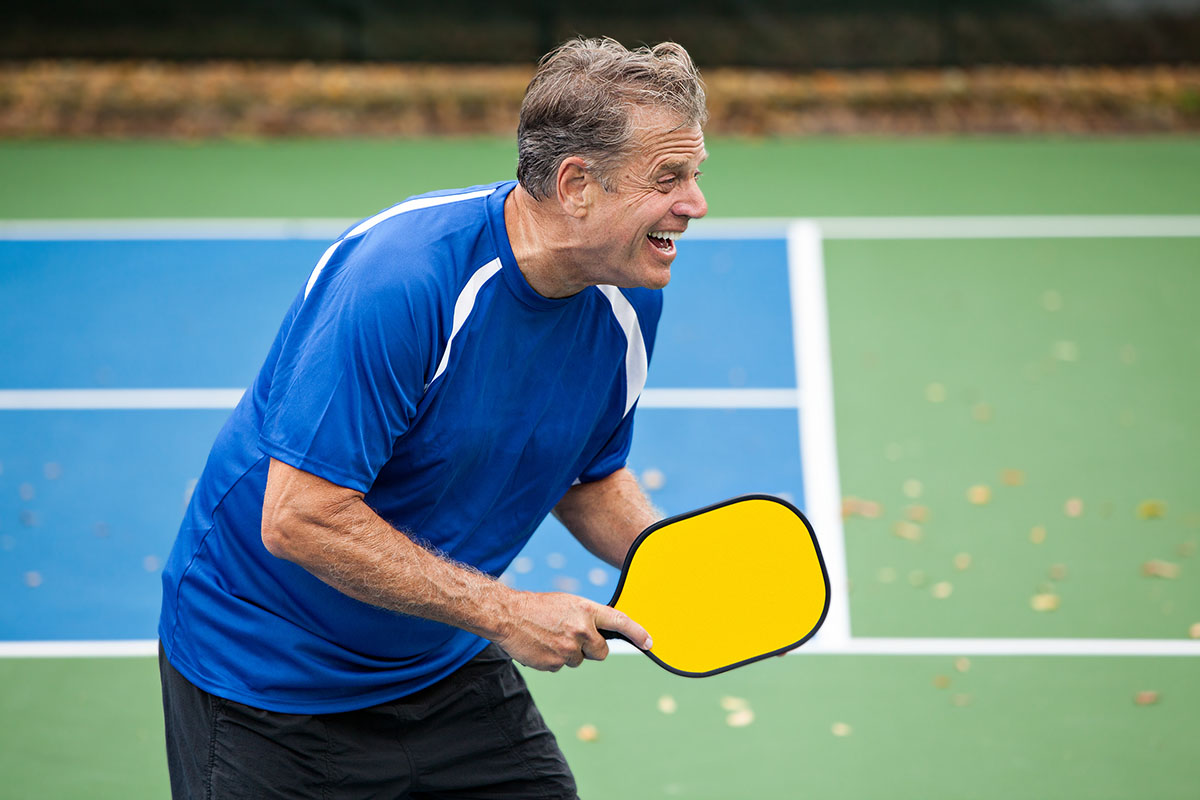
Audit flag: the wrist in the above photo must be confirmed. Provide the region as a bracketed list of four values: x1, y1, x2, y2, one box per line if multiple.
[469, 580, 523, 642]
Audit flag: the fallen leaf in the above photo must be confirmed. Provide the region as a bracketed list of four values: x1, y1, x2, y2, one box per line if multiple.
[1136, 500, 1167, 520]
[726, 709, 755, 727]
[1142, 560, 1181, 579]
[1031, 593, 1060, 612]
[967, 485, 991, 505]
[641, 468, 665, 490]
[720, 696, 749, 712]
[1001, 469, 1026, 487]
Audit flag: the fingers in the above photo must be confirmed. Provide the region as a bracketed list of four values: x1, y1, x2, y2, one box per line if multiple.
[495, 592, 651, 672]
[580, 634, 609, 663]
[595, 607, 652, 651]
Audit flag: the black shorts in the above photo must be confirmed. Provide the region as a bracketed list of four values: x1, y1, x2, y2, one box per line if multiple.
[160, 643, 578, 799]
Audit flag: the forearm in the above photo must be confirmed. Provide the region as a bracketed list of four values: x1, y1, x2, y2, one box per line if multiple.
[262, 458, 652, 671]
[552, 467, 661, 568]
[261, 460, 516, 642]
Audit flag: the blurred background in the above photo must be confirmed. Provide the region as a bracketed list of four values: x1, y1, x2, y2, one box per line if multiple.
[1, 2, 1198, 798]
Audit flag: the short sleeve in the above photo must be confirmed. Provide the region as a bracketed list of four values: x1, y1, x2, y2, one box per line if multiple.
[258, 241, 435, 492]
[574, 405, 637, 484]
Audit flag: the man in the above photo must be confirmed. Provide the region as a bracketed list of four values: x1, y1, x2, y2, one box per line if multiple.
[159, 36, 708, 798]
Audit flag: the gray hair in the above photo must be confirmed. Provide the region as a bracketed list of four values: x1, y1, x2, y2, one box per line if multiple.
[516, 37, 708, 200]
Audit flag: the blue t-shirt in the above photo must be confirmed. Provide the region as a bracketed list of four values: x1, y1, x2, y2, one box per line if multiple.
[159, 181, 661, 713]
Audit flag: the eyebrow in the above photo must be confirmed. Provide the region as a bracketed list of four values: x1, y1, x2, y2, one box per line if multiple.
[656, 152, 708, 174]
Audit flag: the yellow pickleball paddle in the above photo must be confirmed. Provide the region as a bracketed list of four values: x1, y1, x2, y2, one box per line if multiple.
[602, 494, 829, 677]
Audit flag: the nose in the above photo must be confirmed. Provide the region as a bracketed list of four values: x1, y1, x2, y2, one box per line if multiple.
[673, 179, 708, 220]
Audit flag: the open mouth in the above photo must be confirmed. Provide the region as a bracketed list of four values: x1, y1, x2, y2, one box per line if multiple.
[647, 230, 679, 255]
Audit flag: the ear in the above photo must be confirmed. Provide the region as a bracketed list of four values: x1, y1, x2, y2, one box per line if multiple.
[555, 157, 594, 218]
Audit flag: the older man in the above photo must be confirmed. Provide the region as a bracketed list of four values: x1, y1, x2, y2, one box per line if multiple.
[159, 37, 708, 798]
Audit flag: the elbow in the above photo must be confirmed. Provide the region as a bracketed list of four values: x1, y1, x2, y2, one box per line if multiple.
[260, 526, 290, 561]
[260, 457, 363, 563]
[260, 490, 360, 563]
[261, 503, 301, 561]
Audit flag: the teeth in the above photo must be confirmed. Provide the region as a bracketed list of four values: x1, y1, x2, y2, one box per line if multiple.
[648, 231, 680, 241]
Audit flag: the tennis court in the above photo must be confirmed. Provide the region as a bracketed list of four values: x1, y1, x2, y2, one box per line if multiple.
[1, 138, 1198, 798]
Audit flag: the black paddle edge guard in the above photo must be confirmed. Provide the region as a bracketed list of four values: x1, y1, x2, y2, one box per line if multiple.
[599, 493, 832, 678]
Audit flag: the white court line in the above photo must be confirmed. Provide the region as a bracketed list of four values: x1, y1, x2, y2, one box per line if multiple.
[0, 640, 159, 658]
[610, 638, 1200, 657]
[6, 638, 1198, 659]
[788, 221, 852, 649]
[4, 216, 1200, 240]
[0, 218, 352, 240]
[809, 638, 1200, 657]
[691, 216, 1200, 239]
[640, 388, 798, 408]
[814, 215, 1200, 239]
[0, 388, 797, 411]
[0, 389, 246, 409]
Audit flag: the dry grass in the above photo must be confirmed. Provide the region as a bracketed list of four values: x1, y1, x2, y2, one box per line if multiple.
[2, 60, 1198, 138]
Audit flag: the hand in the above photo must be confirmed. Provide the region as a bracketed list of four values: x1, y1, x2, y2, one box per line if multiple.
[494, 591, 652, 672]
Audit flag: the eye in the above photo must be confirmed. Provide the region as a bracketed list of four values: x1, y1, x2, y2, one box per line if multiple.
[657, 175, 678, 189]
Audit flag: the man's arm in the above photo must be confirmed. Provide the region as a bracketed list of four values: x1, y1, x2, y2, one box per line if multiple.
[260, 458, 651, 672]
[552, 467, 660, 569]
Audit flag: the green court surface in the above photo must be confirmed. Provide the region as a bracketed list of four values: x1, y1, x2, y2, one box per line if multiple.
[1, 137, 1199, 218]
[2, 653, 1197, 799]
[2, 136, 1198, 798]
[830, 237, 1200, 639]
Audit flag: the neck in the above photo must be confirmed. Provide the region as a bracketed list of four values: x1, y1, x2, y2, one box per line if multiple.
[504, 185, 587, 299]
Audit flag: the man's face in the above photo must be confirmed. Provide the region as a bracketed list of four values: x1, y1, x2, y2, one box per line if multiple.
[576, 108, 708, 290]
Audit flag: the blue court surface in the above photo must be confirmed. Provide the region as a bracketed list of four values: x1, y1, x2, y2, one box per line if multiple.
[0, 234, 811, 640]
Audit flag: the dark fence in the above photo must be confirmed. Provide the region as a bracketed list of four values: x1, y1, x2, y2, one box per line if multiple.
[5, 0, 1199, 67]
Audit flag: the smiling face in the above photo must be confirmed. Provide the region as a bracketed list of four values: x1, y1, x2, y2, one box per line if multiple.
[571, 107, 709, 291]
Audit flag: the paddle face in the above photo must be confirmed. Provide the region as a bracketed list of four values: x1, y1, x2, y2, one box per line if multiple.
[606, 494, 829, 677]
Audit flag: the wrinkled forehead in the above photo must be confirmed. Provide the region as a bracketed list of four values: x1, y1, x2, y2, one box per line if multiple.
[623, 105, 708, 171]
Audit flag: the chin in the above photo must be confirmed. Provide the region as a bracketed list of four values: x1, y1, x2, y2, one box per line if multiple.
[633, 265, 671, 290]
[646, 271, 672, 290]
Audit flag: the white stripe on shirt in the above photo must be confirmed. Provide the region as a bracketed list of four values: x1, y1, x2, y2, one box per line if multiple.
[596, 285, 649, 418]
[303, 188, 497, 301]
[426, 258, 504, 389]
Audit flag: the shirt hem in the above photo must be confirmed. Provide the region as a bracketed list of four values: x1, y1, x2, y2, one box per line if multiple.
[257, 438, 373, 494]
[159, 635, 492, 715]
